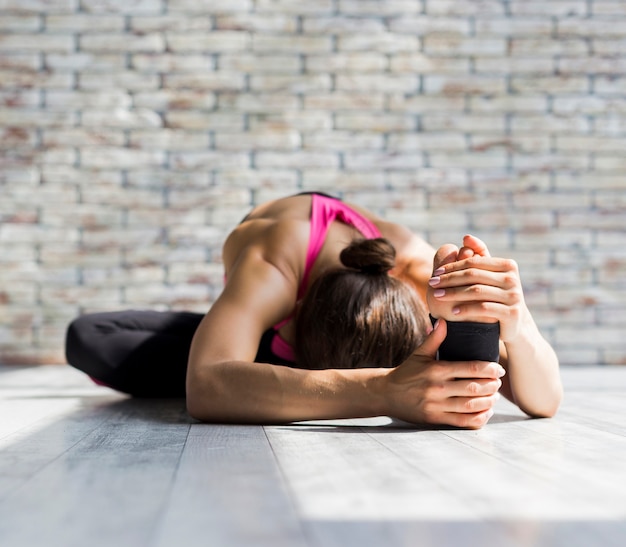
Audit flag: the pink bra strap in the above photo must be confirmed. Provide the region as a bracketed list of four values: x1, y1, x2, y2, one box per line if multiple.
[298, 194, 381, 299]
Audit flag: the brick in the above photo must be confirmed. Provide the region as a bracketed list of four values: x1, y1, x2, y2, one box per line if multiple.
[0, 69, 73, 89]
[304, 93, 385, 111]
[510, 75, 590, 94]
[559, 57, 626, 75]
[0, 33, 74, 52]
[306, 53, 388, 73]
[303, 16, 386, 34]
[250, 74, 332, 93]
[335, 74, 418, 93]
[81, 148, 165, 169]
[301, 170, 386, 191]
[214, 169, 299, 189]
[216, 13, 297, 33]
[0, 108, 76, 127]
[0, 15, 42, 31]
[220, 54, 301, 73]
[166, 31, 250, 52]
[425, 0, 505, 16]
[593, 2, 626, 15]
[429, 151, 508, 169]
[424, 75, 507, 95]
[343, 151, 424, 170]
[553, 95, 626, 115]
[80, 33, 165, 53]
[45, 53, 125, 71]
[558, 18, 626, 37]
[512, 153, 590, 171]
[255, 151, 339, 168]
[390, 54, 470, 74]
[252, 34, 332, 53]
[557, 135, 626, 153]
[470, 94, 549, 112]
[422, 113, 505, 132]
[593, 39, 626, 55]
[46, 90, 131, 109]
[130, 15, 213, 32]
[339, 0, 421, 16]
[256, 0, 334, 14]
[131, 54, 213, 73]
[389, 16, 471, 34]
[215, 130, 301, 150]
[338, 33, 419, 53]
[80, 0, 164, 15]
[165, 111, 243, 130]
[475, 17, 554, 35]
[388, 95, 465, 113]
[78, 71, 159, 90]
[303, 131, 383, 151]
[594, 116, 626, 135]
[249, 111, 333, 131]
[594, 76, 626, 96]
[336, 113, 416, 132]
[424, 36, 507, 57]
[0, 0, 75, 13]
[168, 0, 251, 12]
[388, 132, 466, 151]
[509, 1, 587, 16]
[0, 53, 41, 70]
[130, 129, 209, 150]
[474, 57, 554, 74]
[218, 92, 299, 112]
[169, 151, 250, 170]
[46, 15, 124, 32]
[42, 128, 125, 147]
[511, 114, 590, 134]
[82, 109, 162, 128]
[163, 72, 246, 91]
[134, 90, 216, 110]
[510, 38, 589, 56]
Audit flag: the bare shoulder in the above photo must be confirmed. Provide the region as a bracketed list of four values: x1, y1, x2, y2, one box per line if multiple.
[223, 216, 310, 284]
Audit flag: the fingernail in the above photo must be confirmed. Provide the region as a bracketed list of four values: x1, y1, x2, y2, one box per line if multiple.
[486, 409, 495, 419]
[497, 365, 506, 378]
[433, 289, 445, 297]
[433, 267, 445, 276]
[451, 307, 460, 315]
[428, 276, 440, 286]
[494, 392, 501, 401]
[433, 319, 440, 330]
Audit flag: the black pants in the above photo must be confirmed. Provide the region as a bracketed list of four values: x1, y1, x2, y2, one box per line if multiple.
[65, 310, 203, 397]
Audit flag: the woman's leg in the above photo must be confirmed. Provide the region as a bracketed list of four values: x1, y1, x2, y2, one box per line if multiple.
[65, 310, 204, 397]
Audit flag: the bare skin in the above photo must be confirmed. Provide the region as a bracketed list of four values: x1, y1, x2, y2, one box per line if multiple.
[186, 195, 562, 428]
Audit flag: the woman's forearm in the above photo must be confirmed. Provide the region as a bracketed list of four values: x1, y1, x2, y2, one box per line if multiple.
[502, 310, 562, 418]
[186, 360, 387, 423]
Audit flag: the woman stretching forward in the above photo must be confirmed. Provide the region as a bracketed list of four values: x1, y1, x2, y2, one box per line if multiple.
[66, 192, 562, 428]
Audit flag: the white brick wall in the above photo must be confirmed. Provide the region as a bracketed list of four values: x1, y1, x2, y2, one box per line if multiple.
[1, 0, 625, 366]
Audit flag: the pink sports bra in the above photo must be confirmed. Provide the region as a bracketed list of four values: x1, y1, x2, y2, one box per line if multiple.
[270, 193, 382, 362]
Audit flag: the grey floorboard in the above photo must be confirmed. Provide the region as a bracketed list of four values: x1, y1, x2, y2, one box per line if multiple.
[1, 364, 626, 546]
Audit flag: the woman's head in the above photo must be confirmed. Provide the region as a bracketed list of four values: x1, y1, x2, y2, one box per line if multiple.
[295, 238, 429, 370]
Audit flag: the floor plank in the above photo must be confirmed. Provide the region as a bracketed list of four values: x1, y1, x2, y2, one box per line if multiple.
[1, 364, 626, 546]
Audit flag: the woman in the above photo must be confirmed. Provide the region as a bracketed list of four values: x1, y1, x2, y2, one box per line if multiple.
[66, 192, 562, 428]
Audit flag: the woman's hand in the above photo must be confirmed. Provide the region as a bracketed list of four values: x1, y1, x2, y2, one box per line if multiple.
[381, 319, 505, 429]
[427, 235, 528, 343]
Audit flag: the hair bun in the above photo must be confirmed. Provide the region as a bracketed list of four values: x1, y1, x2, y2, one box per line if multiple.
[340, 238, 396, 275]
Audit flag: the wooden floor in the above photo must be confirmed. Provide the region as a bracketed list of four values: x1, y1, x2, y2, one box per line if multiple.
[1, 365, 626, 547]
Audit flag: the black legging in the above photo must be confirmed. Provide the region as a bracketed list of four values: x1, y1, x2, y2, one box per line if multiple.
[65, 310, 203, 397]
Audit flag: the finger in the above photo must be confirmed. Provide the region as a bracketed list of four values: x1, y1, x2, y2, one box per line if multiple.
[448, 392, 500, 414]
[413, 318, 447, 359]
[463, 234, 491, 257]
[447, 378, 502, 398]
[432, 243, 459, 274]
[444, 408, 495, 429]
[457, 246, 475, 260]
[441, 360, 506, 381]
[436, 256, 517, 277]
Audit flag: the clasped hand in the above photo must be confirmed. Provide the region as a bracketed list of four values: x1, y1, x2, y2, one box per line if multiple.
[382, 235, 527, 428]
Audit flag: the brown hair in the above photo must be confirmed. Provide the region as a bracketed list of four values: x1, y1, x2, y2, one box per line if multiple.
[294, 238, 428, 370]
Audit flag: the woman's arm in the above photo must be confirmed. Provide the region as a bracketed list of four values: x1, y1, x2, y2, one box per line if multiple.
[186, 241, 503, 426]
[427, 235, 562, 418]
